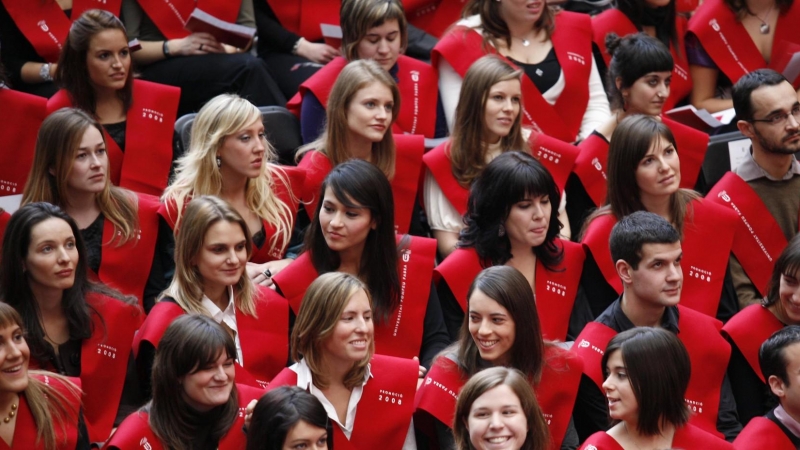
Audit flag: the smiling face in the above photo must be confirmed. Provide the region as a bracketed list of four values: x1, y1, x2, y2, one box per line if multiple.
[498, 0, 545, 26]
[25, 218, 78, 295]
[504, 194, 551, 251]
[468, 289, 516, 366]
[603, 349, 639, 424]
[319, 187, 375, 262]
[623, 242, 683, 309]
[194, 220, 247, 297]
[217, 117, 266, 181]
[622, 71, 672, 116]
[777, 269, 800, 325]
[634, 135, 680, 205]
[321, 289, 373, 370]
[181, 351, 235, 412]
[345, 81, 394, 150]
[282, 420, 328, 450]
[467, 384, 529, 450]
[482, 79, 521, 145]
[66, 125, 107, 197]
[356, 19, 402, 71]
[0, 323, 29, 396]
[86, 28, 130, 93]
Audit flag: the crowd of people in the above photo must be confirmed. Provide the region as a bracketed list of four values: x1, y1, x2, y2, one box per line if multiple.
[1, 0, 800, 448]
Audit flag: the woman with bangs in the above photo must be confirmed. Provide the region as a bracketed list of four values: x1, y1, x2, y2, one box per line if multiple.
[722, 235, 800, 426]
[288, 0, 445, 143]
[0, 202, 142, 444]
[45, 9, 179, 197]
[435, 151, 585, 343]
[109, 314, 264, 450]
[274, 160, 449, 371]
[415, 266, 582, 450]
[296, 59, 426, 235]
[567, 33, 710, 236]
[21, 108, 169, 313]
[162, 93, 303, 285]
[580, 327, 733, 449]
[135, 196, 290, 396]
[246, 386, 330, 450]
[268, 272, 419, 449]
[579, 115, 738, 327]
[433, 0, 610, 143]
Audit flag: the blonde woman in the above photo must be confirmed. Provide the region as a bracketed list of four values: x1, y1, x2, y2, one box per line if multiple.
[21, 108, 168, 312]
[161, 94, 304, 284]
[136, 196, 290, 396]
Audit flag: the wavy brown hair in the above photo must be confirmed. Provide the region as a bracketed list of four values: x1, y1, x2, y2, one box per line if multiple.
[464, 0, 555, 47]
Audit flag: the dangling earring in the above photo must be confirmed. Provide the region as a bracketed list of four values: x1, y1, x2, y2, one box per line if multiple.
[216, 156, 221, 168]
[498, 224, 506, 237]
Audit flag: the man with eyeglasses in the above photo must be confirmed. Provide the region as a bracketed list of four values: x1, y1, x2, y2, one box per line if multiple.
[707, 69, 800, 310]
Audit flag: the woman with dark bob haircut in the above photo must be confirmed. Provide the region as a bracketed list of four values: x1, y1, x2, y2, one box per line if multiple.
[108, 314, 264, 450]
[415, 266, 583, 450]
[722, 234, 800, 425]
[580, 327, 733, 449]
[47, 9, 179, 196]
[435, 151, 585, 342]
[453, 366, 550, 450]
[246, 386, 330, 450]
[579, 114, 738, 327]
[274, 159, 449, 369]
[0, 202, 142, 444]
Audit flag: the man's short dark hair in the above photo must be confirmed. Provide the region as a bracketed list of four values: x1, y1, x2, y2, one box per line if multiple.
[760, 326, 800, 387]
[732, 69, 789, 121]
[609, 211, 680, 269]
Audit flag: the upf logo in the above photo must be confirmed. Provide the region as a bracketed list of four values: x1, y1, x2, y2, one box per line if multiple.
[709, 19, 720, 31]
[567, 52, 585, 65]
[578, 340, 590, 348]
[585, 446, 598, 450]
[717, 190, 731, 202]
[401, 249, 411, 262]
[410, 70, 420, 82]
[38, 20, 49, 32]
[425, 377, 432, 385]
[139, 437, 153, 450]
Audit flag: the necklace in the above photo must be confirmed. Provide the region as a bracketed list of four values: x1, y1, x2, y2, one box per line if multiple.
[1, 402, 17, 424]
[748, 4, 775, 34]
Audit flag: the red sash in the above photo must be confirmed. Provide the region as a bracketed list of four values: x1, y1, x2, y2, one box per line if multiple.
[422, 141, 469, 216]
[269, 354, 417, 450]
[250, 165, 305, 263]
[573, 306, 729, 437]
[433, 12, 593, 142]
[673, 423, 735, 449]
[529, 133, 580, 195]
[433, 240, 585, 342]
[406, 0, 468, 38]
[592, 10, 691, 110]
[688, 0, 800, 88]
[0, 375, 81, 450]
[136, 0, 241, 40]
[573, 134, 609, 206]
[107, 383, 263, 450]
[734, 417, 796, 450]
[0, 0, 122, 63]
[707, 172, 793, 296]
[287, 56, 347, 116]
[265, 0, 301, 35]
[580, 213, 623, 293]
[0, 88, 45, 199]
[132, 301, 185, 358]
[0, 211, 9, 250]
[275, 236, 433, 359]
[47, 80, 179, 196]
[297, 137, 425, 235]
[721, 304, 783, 382]
[579, 431, 624, 450]
[664, 116, 709, 190]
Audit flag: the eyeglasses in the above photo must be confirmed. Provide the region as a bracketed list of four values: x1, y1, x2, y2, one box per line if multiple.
[750, 104, 800, 126]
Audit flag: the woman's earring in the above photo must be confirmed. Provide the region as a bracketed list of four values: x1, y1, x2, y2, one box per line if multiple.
[216, 156, 222, 168]
[498, 224, 506, 237]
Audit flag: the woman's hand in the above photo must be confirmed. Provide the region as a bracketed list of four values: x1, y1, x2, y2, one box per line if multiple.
[246, 259, 293, 288]
[169, 33, 225, 56]
[414, 356, 427, 390]
[243, 398, 257, 431]
[295, 38, 338, 64]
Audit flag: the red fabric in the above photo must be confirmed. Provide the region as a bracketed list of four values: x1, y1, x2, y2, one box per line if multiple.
[579, 431, 624, 450]
[529, 133, 580, 194]
[47, 80, 180, 196]
[433, 12, 594, 142]
[580, 213, 623, 293]
[433, 240, 585, 342]
[573, 134, 610, 206]
[0, 211, 9, 250]
[250, 165, 305, 263]
[0, 89, 46, 200]
[735, 417, 796, 450]
[688, 0, 800, 88]
[581, 424, 733, 450]
[265, 0, 301, 34]
[422, 141, 469, 216]
[406, 0, 467, 38]
[722, 304, 784, 382]
[272, 252, 317, 314]
[707, 172, 796, 296]
[136, 0, 242, 39]
[664, 116, 709, 190]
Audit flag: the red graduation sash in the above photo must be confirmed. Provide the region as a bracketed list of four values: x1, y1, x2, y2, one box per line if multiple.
[0, 88, 46, 199]
[250, 165, 305, 263]
[734, 417, 797, 450]
[107, 383, 263, 450]
[297, 137, 425, 235]
[423, 141, 469, 216]
[721, 304, 783, 382]
[573, 133, 609, 206]
[707, 172, 794, 296]
[47, 80, 180, 196]
[688, 0, 800, 88]
[268, 355, 417, 450]
[433, 240, 585, 342]
[432, 12, 593, 142]
[136, 0, 241, 40]
[580, 213, 623, 293]
[0, 0, 121, 63]
[132, 301, 184, 358]
[664, 116, 709, 190]
[414, 356, 464, 434]
[579, 431, 625, 450]
[287, 56, 347, 117]
[591, 9, 692, 110]
[673, 423, 736, 449]
[0, 211, 9, 250]
[265, 0, 301, 35]
[299, 0, 339, 43]
[272, 252, 318, 314]
[405, 0, 468, 38]
[528, 133, 580, 195]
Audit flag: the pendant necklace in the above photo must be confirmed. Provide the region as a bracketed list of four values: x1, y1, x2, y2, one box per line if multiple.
[522, 38, 530, 47]
[749, 4, 775, 34]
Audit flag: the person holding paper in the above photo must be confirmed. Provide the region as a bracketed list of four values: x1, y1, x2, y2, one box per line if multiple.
[119, 0, 284, 116]
[686, 0, 800, 113]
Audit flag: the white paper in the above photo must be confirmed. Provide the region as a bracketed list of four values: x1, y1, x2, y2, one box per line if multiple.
[0, 194, 22, 215]
[728, 138, 753, 171]
[320, 24, 342, 38]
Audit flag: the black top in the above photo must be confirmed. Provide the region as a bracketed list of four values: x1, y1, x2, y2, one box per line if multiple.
[103, 121, 127, 153]
[509, 47, 560, 94]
